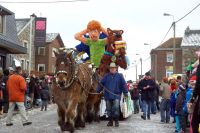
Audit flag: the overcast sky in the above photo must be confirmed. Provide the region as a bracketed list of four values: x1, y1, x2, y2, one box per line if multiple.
[1, 0, 200, 81]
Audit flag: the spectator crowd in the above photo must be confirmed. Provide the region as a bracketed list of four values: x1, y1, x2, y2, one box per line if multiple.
[128, 70, 199, 133]
[0, 66, 53, 122]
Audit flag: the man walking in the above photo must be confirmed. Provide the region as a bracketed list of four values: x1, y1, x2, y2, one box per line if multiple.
[97, 62, 128, 127]
[160, 77, 172, 123]
[138, 72, 156, 120]
[6, 66, 32, 126]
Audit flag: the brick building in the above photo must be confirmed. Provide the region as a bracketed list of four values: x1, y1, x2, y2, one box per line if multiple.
[35, 33, 64, 74]
[151, 37, 182, 82]
[15, 14, 47, 73]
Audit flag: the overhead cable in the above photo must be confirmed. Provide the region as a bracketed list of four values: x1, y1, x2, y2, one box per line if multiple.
[0, 0, 88, 3]
[176, 3, 200, 23]
[159, 24, 173, 45]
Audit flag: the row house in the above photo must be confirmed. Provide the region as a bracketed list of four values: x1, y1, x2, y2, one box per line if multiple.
[151, 27, 200, 82]
[15, 13, 64, 75]
[151, 37, 182, 82]
[35, 33, 64, 75]
[15, 14, 47, 73]
[181, 27, 200, 72]
[0, 5, 26, 71]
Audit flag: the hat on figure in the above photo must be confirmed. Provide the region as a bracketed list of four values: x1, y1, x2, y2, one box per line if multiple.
[109, 62, 118, 68]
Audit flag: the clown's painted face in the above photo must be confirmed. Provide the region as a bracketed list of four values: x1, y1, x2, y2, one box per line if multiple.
[88, 29, 100, 41]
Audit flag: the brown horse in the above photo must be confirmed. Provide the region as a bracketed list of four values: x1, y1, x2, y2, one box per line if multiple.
[99, 28, 127, 76]
[52, 50, 102, 132]
[86, 70, 103, 123]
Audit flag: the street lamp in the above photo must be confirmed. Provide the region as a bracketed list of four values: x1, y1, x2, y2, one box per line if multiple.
[144, 43, 152, 52]
[136, 53, 142, 76]
[132, 61, 138, 81]
[144, 43, 152, 72]
[164, 13, 176, 74]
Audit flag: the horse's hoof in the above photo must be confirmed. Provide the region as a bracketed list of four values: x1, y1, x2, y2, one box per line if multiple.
[65, 122, 75, 133]
[80, 122, 85, 128]
[75, 121, 85, 128]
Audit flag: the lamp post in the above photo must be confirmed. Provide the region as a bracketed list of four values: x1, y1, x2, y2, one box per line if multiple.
[144, 43, 152, 52]
[144, 43, 152, 72]
[132, 61, 138, 81]
[136, 53, 142, 76]
[164, 13, 176, 74]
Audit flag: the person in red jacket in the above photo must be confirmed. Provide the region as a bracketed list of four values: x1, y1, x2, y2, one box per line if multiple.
[6, 66, 32, 126]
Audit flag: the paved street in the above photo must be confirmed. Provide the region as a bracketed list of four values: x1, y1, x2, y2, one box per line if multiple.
[0, 104, 176, 133]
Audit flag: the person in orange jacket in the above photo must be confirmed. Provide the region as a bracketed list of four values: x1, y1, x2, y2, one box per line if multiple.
[6, 66, 32, 126]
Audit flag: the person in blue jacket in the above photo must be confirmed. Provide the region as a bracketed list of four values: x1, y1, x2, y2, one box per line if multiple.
[96, 62, 128, 127]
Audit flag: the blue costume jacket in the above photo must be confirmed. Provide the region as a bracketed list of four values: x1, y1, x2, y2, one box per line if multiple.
[96, 72, 128, 100]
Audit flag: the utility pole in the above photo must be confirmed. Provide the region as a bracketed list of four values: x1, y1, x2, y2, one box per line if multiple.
[173, 22, 176, 74]
[164, 13, 176, 74]
[135, 62, 138, 81]
[140, 58, 142, 76]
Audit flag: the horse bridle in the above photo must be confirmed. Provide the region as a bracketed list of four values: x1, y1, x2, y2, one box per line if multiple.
[54, 53, 78, 90]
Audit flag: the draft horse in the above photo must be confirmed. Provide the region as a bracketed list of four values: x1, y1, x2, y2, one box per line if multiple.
[52, 50, 100, 133]
[99, 28, 127, 76]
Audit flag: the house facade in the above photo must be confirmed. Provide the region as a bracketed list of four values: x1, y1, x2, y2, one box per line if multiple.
[181, 27, 200, 72]
[15, 14, 36, 72]
[15, 14, 47, 73]
[0, 5, 26, 70]
[151, 37, 182, 82]
[35, 33, 64, 75]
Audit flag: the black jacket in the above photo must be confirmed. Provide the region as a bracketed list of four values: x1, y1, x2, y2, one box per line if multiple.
[40, 88, 50, 101]
[138, 78, 156, 101]
[175, 90, 186, 113]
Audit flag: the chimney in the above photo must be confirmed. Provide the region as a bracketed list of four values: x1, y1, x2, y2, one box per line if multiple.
[185, 26, 190, 35]
[30, 13, 37, 18]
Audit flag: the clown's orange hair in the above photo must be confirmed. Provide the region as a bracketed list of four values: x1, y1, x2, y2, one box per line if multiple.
[87, 20, 101, 32]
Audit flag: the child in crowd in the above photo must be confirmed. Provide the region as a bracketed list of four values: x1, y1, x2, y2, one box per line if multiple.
[40, 79, 50, 111]
[130, 82, 140, 114]
[175, 84, 187, 133]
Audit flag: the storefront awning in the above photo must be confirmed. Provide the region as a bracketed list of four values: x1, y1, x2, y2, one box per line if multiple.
[0, 5, 13, 15]
[0, 37, 27, 54]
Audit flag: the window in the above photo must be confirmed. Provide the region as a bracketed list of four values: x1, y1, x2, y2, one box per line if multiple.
[0, 15, 4, 33]
[26, 61, 29, 71]
[21, 59, 25, 70]
[23, 40, 28, 48]
[38, 64, 45, 72]
[166, 66, 173, 77]
[52, 47, 58, 57]
[38, 47, 45, 55]
[166, 53, 173, 63]
[52, 65, 55, 73]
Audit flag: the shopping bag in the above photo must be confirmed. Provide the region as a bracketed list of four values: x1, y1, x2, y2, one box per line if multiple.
[126, 93, 134, 113]
[121, 98, 128, 118]
[99, 98, 106, 117]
